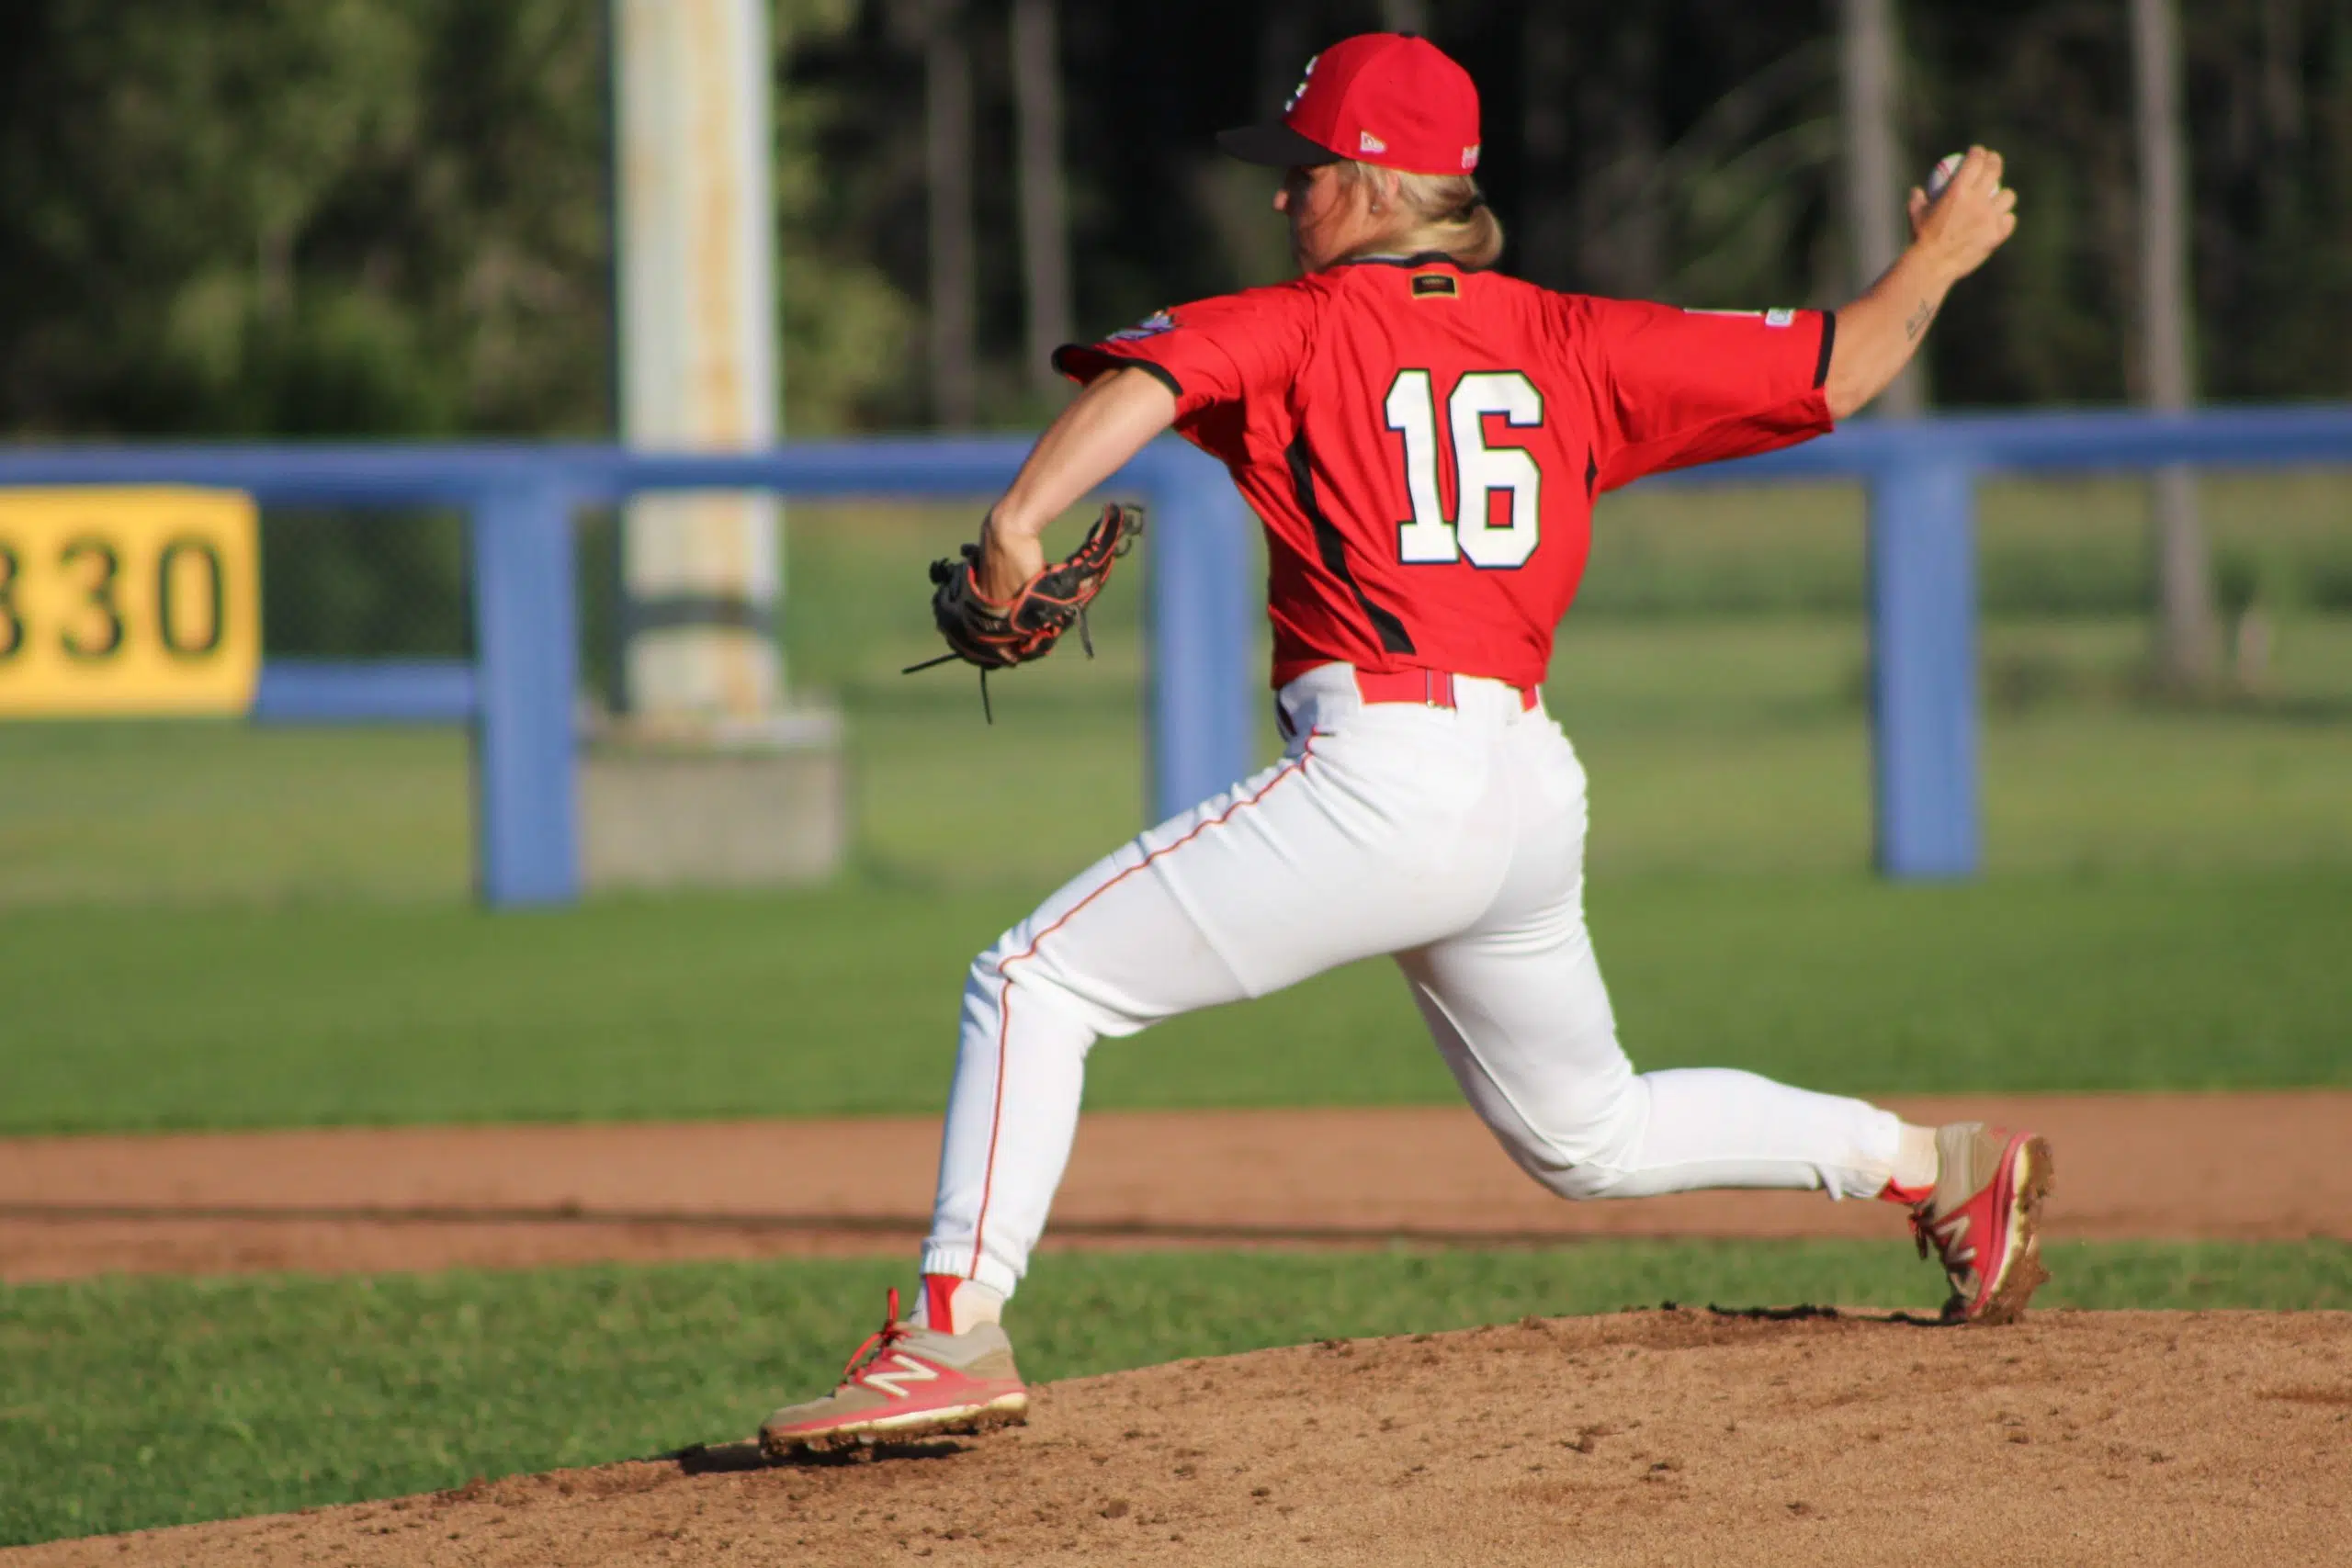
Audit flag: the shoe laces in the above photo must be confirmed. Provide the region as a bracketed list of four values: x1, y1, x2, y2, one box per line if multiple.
[839, 1286, 917, 1385]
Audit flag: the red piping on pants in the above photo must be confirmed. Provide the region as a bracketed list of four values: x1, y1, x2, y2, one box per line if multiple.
[966, 742, 1320, 1280]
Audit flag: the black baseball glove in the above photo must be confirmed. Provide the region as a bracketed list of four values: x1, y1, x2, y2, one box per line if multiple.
[907, 502, 1145, 716]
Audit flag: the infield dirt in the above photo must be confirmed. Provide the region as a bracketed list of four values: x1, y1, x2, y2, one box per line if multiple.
[15, 1307, 2349, 1567]
[6, 1092, 2349, 1279]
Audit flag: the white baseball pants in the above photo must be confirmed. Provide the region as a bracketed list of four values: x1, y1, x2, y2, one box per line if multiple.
[921, 663, 1905, 1298]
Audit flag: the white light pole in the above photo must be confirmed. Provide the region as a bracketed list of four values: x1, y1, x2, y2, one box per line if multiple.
[612, 0, 783, 718]
[594, 1, 843, 893]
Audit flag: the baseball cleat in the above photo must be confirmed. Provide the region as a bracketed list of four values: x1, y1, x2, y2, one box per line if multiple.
[759, 1287, 1029, 1458]
[1910, 1123, 2054, 1325]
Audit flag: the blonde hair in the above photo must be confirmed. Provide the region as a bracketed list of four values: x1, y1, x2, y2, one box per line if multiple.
[1337, 160, 1505, 270]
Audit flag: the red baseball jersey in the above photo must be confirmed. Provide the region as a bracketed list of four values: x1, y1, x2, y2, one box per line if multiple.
[1056, 254, 1836, 690]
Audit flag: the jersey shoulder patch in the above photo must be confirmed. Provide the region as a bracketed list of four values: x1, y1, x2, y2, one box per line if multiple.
[1104, 310, 1176, 343]
[1683, 306, 1800, 327]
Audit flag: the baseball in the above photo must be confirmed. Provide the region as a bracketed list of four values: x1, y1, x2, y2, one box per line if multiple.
[1926, 150, 2005, 206]
[1927, 151, 1966, 203]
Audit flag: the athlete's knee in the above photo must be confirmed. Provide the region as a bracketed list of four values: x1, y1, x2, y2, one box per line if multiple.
[1498, 1074, 1651, 1202]
[967, 934, 1017, 996]
[964, 935, 1100, 1046]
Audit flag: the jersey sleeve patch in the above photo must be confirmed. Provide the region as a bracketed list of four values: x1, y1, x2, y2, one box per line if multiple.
[1104, 310, 1177, 342]
[1681, 306, 1797, 323]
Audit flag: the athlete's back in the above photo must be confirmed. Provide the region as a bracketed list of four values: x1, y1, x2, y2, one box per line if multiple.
[1061, 255, 1836, 688]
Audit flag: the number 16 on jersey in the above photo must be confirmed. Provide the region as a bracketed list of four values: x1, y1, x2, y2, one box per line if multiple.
[1385, 368, 1544, 570]
[0, 489, 262, 717]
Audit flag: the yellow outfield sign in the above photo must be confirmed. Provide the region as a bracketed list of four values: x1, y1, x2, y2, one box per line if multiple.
[0, 488, 262, 716]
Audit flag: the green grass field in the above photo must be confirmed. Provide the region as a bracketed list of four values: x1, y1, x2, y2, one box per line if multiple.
[1, 868, 2345, 1132]
[6, 1241, 2348, 1546]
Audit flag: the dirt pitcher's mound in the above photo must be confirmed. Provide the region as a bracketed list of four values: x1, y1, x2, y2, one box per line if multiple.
[20, 1310, 2350, 1568]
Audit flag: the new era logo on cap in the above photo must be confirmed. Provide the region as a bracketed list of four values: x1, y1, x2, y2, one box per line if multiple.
[1359, 130, 1387, 154]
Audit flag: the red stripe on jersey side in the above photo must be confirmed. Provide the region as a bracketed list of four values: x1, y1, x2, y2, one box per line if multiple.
[966, 744, 1320, 1280]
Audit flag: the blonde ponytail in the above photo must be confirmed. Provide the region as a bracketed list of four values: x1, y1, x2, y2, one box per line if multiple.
[1339, 161, 1506, 270]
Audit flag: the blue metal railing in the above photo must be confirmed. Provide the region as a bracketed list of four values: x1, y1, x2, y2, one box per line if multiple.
[2, 405, 2345, 904]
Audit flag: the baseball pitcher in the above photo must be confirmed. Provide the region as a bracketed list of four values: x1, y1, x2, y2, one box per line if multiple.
[762, 30, 2041, 1455]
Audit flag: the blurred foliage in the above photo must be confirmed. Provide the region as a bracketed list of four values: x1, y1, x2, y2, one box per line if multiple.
[0, 0, 910, 439]
[0, 0, 604, 437]
[1916, 0, 2352, 403]
[2, 0, 2345, 443]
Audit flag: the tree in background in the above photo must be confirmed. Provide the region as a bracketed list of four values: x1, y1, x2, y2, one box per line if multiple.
[770, 1, 919, 436]
[0, 0, 603, 437]
[1520, 6, 1667, 299]
[1840, 0, 1925, 415]
[0, 0, 910, 440]
[1011, 0, 1073, 402]
[2132, 0, 2219, 688]
[894, 0, 978, 427]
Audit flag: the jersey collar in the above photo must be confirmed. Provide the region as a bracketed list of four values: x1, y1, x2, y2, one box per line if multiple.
[1332, 250, 1464, 271]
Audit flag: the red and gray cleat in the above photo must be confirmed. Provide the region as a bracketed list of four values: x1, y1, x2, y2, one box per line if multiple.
[759, 1288, 1029, 1457]
[1910, 1123, 2055, 1325]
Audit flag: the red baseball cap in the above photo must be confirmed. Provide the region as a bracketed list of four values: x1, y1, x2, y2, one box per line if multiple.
[1218, 33, 1482, 177]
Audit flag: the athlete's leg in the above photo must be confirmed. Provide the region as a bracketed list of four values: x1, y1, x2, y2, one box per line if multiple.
[1398, 718, 1907, 1202]
[923, 686, 1511, 1298]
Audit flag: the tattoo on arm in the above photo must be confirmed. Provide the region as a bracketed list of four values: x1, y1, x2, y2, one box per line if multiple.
[1904, 299, 1939, 341]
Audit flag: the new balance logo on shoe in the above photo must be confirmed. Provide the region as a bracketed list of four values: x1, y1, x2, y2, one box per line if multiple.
[1927, 1211, 1980, 1292]
[1909, 1125, 2052, 1325]
[863, 1354, 943, 1399]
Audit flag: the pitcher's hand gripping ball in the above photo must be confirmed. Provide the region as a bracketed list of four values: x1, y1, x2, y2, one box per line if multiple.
[909, 502, 1144, 716]
[1926, 150, 2002, 204]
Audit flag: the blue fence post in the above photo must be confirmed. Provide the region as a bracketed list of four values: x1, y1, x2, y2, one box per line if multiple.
[1143, 444, 1254, 824]
[469, 473, 581, 906]
[1868, 457, 1981, 879]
